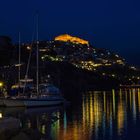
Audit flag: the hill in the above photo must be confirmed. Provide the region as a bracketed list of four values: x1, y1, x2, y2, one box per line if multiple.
[0, 34, 140, 92]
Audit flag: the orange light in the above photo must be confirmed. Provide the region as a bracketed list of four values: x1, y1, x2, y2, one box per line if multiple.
[55, 34, 89, 45]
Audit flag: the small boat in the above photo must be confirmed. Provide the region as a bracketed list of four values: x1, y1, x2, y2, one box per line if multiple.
[3, 82, 64, 107]
[3, 97, 64, 107]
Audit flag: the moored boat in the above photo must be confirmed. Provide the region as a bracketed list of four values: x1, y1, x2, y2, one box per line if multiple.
[3, 96, 64, 107]
[3, 82, 65, 107]
[1, 16, 66, 107]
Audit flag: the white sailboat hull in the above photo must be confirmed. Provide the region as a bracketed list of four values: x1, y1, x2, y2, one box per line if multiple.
[3, 97, 64, 107]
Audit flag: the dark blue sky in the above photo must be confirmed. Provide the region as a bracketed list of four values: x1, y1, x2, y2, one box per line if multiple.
[0, 0, 140, 65]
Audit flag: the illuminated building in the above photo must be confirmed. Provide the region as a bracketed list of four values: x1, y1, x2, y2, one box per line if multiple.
[55, 34, 89, 45]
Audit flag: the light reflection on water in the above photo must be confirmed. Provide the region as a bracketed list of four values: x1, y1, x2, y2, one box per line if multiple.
[1, 89, 140, 139]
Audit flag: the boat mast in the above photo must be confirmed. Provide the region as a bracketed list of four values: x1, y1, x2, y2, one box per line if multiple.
[36, 13, 39, 95]
[18, 32, 21, 88]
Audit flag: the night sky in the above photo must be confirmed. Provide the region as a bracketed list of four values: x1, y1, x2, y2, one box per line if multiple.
[0, 0, 140, 65]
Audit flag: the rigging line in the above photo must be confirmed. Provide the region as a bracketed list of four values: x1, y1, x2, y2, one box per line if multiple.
[23, 21, 36, 94]
[23, 12, 39, 95]
[18, 32, 21, 95]
[36, 13, 39, 95]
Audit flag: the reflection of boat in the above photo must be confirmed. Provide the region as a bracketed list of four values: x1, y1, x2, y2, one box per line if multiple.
[0, 106, 62, 140]
[0, 107, 25, 116]
[0, 97, 4, 106]
[0, 106, 62, 118]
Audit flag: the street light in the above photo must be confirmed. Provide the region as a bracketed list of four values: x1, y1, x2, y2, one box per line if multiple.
[0, 82, 3, 87]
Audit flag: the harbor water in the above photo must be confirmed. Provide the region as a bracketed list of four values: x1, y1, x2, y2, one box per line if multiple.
[0, 88, 140, 140]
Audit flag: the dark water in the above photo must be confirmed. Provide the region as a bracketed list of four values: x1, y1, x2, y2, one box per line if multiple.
[1, 88, 140, 140]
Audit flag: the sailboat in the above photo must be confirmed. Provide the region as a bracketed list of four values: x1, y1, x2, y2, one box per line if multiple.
[2, 16, 65, 107]
[10, 32, 34, 96]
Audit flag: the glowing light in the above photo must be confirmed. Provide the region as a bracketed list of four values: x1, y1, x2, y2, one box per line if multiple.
[27, 46, 31, 50]
[15, 64, 22, 67]
[116, 60, 124, 65]
[55, 34, 89, 45]
[130, 66, 137, 70]
[112, 74, 115, 77]
[40, 49, 47, 52]
[105, 63, 112, 66]
[0, 113, 2, 118]
[0, 82, 3, 87]
[117, 100, 124, 135]
[112, 89, 116, 117]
